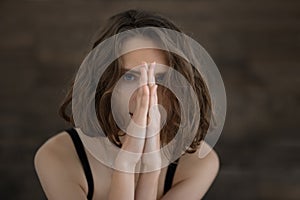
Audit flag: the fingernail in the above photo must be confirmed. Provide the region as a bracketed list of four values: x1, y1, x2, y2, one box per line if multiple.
[152, 61, 156, 68]
[142, 62, 148, 70]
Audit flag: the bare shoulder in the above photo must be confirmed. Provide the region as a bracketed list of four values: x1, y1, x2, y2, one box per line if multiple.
[178, 140, 220, 179]
[164, 141, 220, 199]
[34, 130, 88, 199]
[34, 131, 75, 166]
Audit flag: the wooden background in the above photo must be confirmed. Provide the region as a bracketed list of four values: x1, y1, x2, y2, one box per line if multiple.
[0, 0, 299, 199]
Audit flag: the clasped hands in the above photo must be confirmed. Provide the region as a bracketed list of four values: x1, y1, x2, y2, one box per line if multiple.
[114, 62, 162, 173]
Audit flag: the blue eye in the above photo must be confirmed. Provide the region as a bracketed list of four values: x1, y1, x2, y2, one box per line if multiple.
[123, 73, 136, 81]
[156, 74, 165, 82]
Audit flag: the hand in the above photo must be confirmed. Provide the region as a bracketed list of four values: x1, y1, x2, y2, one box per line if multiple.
[114, 64, 149, 172]
[141, 62, 162, 171]
[114, 62, 162, 172]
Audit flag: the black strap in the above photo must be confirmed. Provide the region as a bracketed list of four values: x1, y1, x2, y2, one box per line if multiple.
[163, 158, 180, 195]
[65, 128, 94, 200]
[66, 127, 179, 198]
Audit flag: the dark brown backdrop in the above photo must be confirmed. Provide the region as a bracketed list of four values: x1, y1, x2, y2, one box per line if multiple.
[0, 0, 299, 199]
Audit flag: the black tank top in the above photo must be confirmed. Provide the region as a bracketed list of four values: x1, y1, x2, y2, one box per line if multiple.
[65, 127, 180, 200]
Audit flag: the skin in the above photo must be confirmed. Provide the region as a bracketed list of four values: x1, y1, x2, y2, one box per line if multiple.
[34, 38, 220, 200]
[109, 61, 161, 200]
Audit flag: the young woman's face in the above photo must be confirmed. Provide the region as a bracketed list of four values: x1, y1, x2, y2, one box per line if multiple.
[112, 37, 169, 126]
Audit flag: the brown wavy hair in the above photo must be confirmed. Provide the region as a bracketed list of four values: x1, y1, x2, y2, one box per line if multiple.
[58, 9, 214, 154]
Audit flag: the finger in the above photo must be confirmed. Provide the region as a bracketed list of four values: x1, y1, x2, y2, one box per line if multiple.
[139, 62, 148, 87]
[152, 84, 160, 120]
[126, 83, 149, 139]
[147, 84, 160, 138]
[130, 93, 149, 121]
[148, 62, 156, 87]
[137, 63, 149, 111]
[136, 63, 149, 108]
[149, 84, 158, 109]
[131, 63, 149, 127]
[148, 62, 157, 112]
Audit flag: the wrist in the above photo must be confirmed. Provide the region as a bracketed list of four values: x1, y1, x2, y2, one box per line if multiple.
[141, 151, 162, 172]
[113, 151, 141, 173]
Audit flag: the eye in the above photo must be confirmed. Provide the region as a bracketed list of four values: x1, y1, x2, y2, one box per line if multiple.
[123, 73, 136, 81]
[155, 74, 165, 82]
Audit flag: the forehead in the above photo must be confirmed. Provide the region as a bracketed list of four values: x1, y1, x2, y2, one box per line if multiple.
[120, 36, 169, 70]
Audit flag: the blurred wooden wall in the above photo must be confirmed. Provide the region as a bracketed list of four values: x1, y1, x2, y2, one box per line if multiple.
[0, 0, 299, 199]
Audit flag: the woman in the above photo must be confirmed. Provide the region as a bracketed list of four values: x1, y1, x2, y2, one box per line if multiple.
[34, 9, 220, 200]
